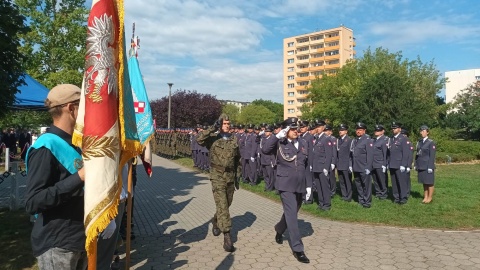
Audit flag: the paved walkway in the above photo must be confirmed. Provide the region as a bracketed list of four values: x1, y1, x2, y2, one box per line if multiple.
[120, 154, 480, 270]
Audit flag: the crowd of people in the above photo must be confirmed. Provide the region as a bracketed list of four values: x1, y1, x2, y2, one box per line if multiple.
[186, 116, 437, 263]
[0, 128, 39, 161]
[19, 82, 437, 268]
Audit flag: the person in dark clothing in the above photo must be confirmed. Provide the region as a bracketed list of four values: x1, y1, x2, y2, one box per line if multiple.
[264, 117, 310, 264]
[25, 84, 86, 270]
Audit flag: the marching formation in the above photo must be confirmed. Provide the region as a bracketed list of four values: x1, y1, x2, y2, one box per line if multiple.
[163, 115, 437, 263]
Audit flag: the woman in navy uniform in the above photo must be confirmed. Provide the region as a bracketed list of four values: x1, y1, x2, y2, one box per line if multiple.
[415, 125, 436, 204]
[263, 117, 310, 263]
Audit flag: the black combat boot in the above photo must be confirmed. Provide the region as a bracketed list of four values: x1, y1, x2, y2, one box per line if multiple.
[223, 232, 235, 252]
[211, 218, 221, 236]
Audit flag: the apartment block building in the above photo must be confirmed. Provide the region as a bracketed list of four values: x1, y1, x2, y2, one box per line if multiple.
[283, 26, 356, 118]
[445, 68, 480, 104]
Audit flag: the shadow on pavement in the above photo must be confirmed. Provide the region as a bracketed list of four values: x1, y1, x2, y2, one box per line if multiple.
[120, 160, 209, 269]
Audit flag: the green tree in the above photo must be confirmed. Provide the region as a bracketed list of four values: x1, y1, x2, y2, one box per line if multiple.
[302, 47, 444, 133]
[0, 0, 28, 117]
[238, 105, 276, 125]
[451, 83, 480, 139]
[16, 0, 88, 89]
[251, 99, 283, 122]
[222, 104, 240, 123]
[0, 110, 51, 131]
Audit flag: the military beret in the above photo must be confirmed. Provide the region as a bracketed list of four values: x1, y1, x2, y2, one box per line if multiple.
[254, 125, 261, 130]
[260, 122, 267, 127]
[324, 124, 332, 131]
[355, 122, 367, 129]
[374, 124, 385, 131]
[238, 124, 245, 129]
[247, 124, 255, 129]
[338, 123, 349, 131]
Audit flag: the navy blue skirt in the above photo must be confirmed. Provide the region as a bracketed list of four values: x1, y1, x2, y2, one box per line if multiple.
[418, 170, 434, 185]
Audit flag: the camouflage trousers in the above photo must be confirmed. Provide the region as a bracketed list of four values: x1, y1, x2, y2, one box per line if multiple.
[211, 179, 235, 233]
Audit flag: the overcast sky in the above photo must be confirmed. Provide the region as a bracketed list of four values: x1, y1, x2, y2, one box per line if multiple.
[87, 0, 480, 103]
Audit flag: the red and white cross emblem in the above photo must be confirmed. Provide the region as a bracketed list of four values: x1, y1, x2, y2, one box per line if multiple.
[134, 101, 145, 113]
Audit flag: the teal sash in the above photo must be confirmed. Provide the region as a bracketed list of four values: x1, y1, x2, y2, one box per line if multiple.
[26, 133, 82, 174]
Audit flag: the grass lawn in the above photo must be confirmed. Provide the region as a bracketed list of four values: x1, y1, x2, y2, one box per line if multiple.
[174, 157, 480, 230]
[0, 209, 37, 270]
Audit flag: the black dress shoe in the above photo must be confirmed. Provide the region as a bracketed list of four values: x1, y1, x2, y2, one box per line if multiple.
[275, 232, 283, 244]
[293, 251, 310, 263]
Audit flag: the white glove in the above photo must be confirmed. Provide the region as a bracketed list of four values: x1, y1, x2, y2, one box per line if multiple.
[306, 187, 312, 201]
[382, 166, 386, 173]
[309, 165, 312, 172]
[349, 166, 353, 173]
[276, 127, 289, 139]
[323, 169, 328, 176]
[259, 130, 265, 136]
[250, 157, 255, 162]
[427, 168, 433, 174]
[406, 167, 411, 173]
[101, 219, 116, 239]
[365, 169, 370, 175]
[331, 164, 335, 171]
[400, 166, 405, 173]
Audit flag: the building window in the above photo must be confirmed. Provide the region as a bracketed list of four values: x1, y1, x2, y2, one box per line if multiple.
[288, 92, 294, 97]
[325, 50, 339, 56]
[287, 75, 294, 80]
[288, 109, 295, 113]
[326, 41, 339, 47]
[311, 44, 323, 49]
[287, 67, 294, 72]
[299, 90, 309, 95]
[298, 46, 309, 52]
[287, 58, 294, 63]
[288, 100, 294, 105]
[312, 62, 323, 67]
[312, 53, 323, 58]
[328, 59, 339, 65]
[299, 73, 309, 77]
[298, 81, 309, 86]
[287, 42, 294, 47]
[326, 32, 339, 38]
[312, 71, 324, 76]
[298, 64, 308, 69]
[298, 38, 308, 43]
[287, 50, 294, 55]
[311, 35, 323, 41]
[298, 55, 309, 60]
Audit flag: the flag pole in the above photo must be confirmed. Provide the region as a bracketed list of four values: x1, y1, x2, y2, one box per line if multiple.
[125, 159, 133, 270]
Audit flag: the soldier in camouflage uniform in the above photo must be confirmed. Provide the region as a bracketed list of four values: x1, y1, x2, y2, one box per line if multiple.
[197, 114, 239, 252]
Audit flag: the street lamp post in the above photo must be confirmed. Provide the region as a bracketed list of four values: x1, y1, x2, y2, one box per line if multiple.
[167, 83, 173, 129]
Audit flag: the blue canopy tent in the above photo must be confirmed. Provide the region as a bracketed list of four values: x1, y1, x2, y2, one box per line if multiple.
[11, 74, 49, 110]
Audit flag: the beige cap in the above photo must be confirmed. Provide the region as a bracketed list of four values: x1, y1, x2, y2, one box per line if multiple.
[45, 84, 81, 108]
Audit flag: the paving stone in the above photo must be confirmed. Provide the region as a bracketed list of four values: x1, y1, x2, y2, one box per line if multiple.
[95, 154, 480, 270]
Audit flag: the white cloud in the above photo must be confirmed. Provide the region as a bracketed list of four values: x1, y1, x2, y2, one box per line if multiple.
[367, 19, 480, 50]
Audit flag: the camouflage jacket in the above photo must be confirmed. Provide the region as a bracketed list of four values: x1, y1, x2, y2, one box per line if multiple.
[197, 126, 240, 183]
